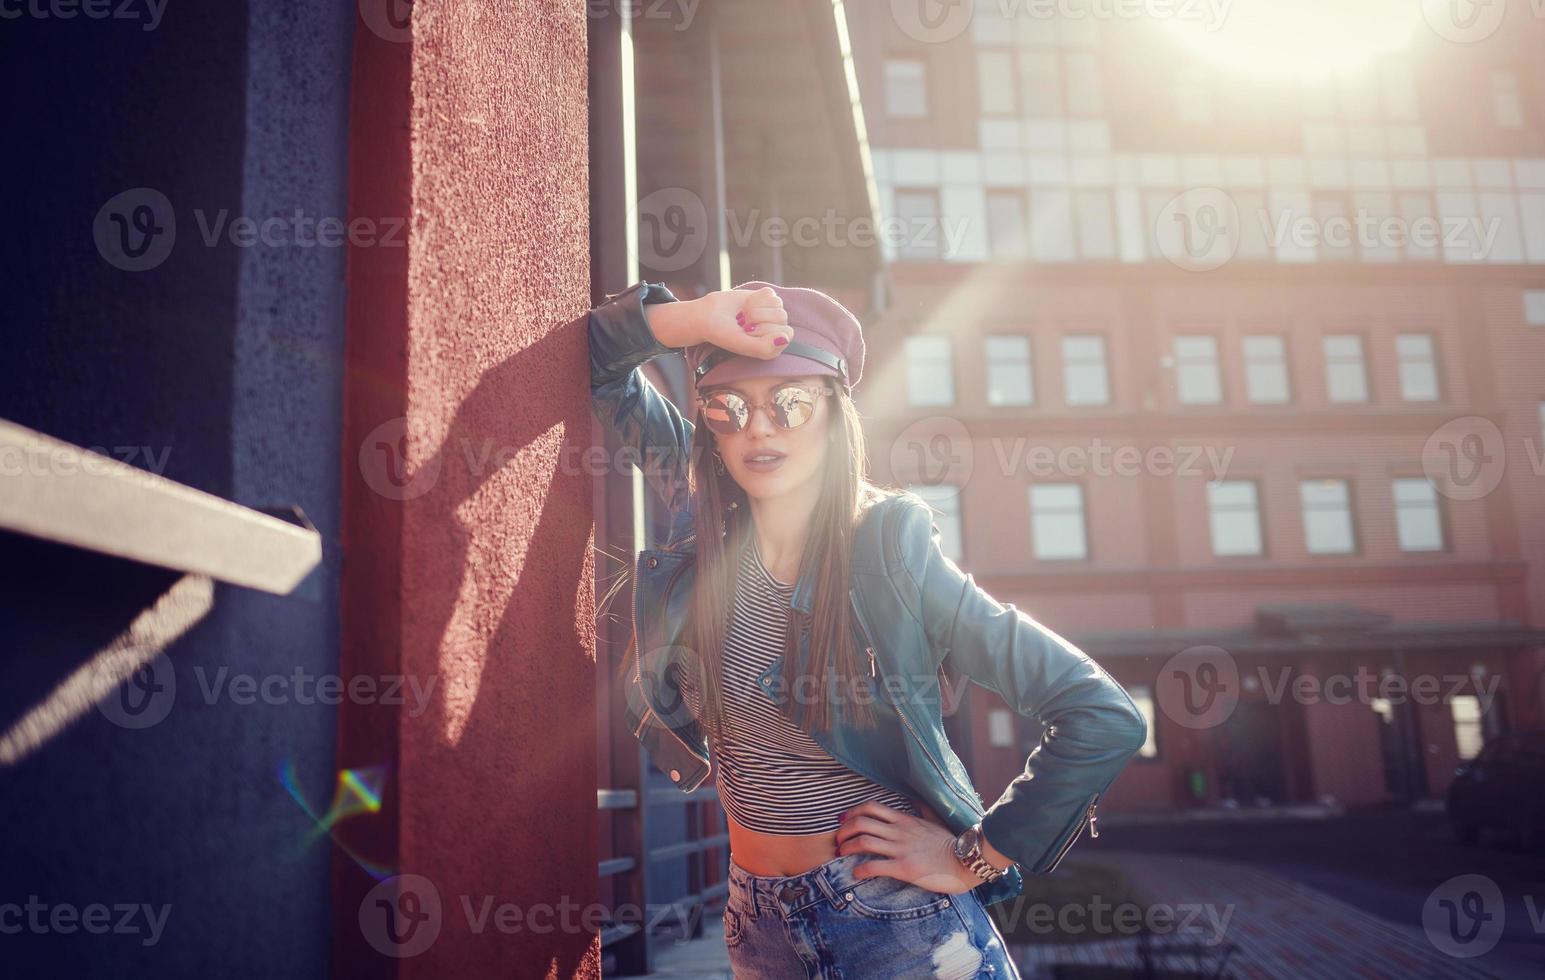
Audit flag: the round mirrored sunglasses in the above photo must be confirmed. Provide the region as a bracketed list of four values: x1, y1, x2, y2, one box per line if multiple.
[696, 382, 836, 435]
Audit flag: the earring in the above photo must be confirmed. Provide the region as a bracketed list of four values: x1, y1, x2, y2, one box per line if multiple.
[712, 450, 725, 476]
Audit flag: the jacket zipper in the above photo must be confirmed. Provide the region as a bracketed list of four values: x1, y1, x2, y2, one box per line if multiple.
[850, 588, 983, 820]
[1044, 794, 1100, 873]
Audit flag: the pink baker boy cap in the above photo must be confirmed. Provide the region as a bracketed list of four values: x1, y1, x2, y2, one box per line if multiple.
[683, 280, 865, 393]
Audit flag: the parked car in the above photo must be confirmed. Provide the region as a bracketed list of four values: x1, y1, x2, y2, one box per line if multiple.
[1446, 728, 1545, 849]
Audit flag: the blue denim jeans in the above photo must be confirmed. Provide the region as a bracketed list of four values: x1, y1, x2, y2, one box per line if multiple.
[723, 851, 1022, 979]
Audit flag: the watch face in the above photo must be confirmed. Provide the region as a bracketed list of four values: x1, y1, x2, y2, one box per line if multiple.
[957, 826, 980, 856]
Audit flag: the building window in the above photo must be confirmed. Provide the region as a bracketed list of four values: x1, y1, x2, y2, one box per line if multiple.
[884, 58, 928, 119]
[907, 482, 963, 561]
[1126, 684, 1159, 758]
[1061, 334, 1110, 406]
[1397, 193, 1440, 262]
[1396, 333, 1439, 402]
[1450, 695, 1485, 759]
[985, 335, 1033, 406]
[1525, 290, 1545, 326]
[1323, 334, 1369, 403]
[1393, 477, 1444, 552]
[1174, 334, 1223, 405]
[1312, 193, 1357, 262]
[1491, 71, 1523, 129]
[1207, 480, 1263, 557]
[1243, 335, 1290, 404]
[977, 49, 1016, 116]
[986, 190, 1030, 259]
[893, 188, 943, 260]
[906, 335, 954, 406]
[986, 708, 1015, 748]
[1301, 479, 1355, 554]
[1030, 483, 1087, 560]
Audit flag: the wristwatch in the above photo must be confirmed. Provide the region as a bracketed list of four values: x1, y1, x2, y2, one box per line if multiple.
[951, 822, 1012, 883]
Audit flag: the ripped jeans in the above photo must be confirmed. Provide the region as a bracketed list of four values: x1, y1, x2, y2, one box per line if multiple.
[723, 851, 1022, 979]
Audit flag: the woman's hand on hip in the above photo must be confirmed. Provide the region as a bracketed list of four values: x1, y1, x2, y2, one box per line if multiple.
[833, 801, 985, 895]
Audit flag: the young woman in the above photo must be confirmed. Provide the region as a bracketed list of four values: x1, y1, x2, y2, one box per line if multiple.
[590, 279, 1148, 979]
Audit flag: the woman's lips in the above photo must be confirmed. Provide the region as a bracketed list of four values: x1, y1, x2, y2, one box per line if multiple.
[743, 451, 786, 473]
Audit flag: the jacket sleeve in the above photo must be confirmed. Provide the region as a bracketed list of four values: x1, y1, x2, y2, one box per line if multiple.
[589, 281, 694, 516]
[893, 493, 1148, 872]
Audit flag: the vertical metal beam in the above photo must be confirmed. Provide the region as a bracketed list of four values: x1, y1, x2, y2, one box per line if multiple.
[698, 3, 730, 295]
[589, 2, 650, 973]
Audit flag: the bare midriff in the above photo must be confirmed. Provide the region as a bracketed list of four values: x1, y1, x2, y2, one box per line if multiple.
[725, 795, 949, 877]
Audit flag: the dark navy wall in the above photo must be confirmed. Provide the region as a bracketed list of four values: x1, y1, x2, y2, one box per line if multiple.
[0, 3, 352, 977]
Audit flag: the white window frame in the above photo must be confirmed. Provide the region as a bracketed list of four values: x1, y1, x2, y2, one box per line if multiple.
[1207, 480, 1264, 557]
[1392, 477, 1444, 552]
[884, 57, 928, 119]
[1029, 482, 1088, 560]
[1126, 684, 1159, 758]
[986, 189, 1030, 260]
[1323, 334, 1369, 403]
[1174, 334, 1223, 405]
[1396, 333, 1439, 402]
[977, 49, 1017, 116]
[1061, 334, 1110, 407]
[906, 334, 954, 406]
[1524, 290, 1545, 327]
[893, 187, 943, 261]
[985, 335, 1033, 406]
[1242, 334, 1290, 404]
[1300, 478, 1356, 555]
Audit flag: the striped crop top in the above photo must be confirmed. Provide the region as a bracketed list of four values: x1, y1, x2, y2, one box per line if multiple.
[679, 534, 917, 835]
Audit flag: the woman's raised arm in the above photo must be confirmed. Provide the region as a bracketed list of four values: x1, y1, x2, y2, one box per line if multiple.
[588, 283, 791, 513]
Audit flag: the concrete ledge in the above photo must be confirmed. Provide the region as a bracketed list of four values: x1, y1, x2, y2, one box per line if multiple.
[0, 418, 321, 595]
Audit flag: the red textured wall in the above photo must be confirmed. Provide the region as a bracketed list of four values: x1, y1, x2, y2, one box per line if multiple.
[340, 2, 598, 977]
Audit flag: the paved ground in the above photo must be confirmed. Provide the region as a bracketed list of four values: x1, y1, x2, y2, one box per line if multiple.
[1097, 803, 1545, 977]
[1014, 852, 1533, 980]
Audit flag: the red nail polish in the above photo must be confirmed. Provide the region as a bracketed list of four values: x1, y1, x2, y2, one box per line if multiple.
[742, 323, 756, 333]
[773, 336, 788, 346]
[735, 312, 745, 324]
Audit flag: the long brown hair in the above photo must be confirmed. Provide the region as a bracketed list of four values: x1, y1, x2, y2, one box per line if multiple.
[686, 381, 891, 744]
